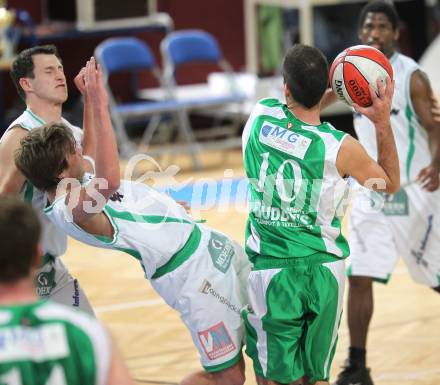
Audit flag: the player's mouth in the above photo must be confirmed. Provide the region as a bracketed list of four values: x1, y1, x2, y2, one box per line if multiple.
[368, 41, 382, 51]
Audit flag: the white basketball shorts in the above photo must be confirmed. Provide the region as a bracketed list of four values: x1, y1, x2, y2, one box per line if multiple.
[150, 224, 250, 372]
[348, 183, 440, 287]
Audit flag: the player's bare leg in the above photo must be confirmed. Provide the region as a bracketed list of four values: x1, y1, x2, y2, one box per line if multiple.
[179, 357, 245, 385]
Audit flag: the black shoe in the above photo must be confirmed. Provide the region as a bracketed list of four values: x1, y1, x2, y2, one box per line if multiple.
[332, 364, 374, 385]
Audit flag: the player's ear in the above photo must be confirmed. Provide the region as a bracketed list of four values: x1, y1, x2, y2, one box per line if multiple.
[393, 28, 400, 42]
[284, 83, 291, 99]
[19, 77, 32, 93]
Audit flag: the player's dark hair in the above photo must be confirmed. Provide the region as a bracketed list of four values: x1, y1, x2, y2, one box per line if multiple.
[0, 196, 41, 283]
[283, 44, 329, 109]
[358, 0, 399, 31]
[15, 123, 76, 191]
[10, 44, 61, 100]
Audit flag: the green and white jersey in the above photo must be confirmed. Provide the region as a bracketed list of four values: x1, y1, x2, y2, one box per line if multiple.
[354, 53, 428, 185]
[0, 108, 83, 258]
[45, 180, 197, 279]
[242, 98, 349, 263]
[0, 300, 111, 385]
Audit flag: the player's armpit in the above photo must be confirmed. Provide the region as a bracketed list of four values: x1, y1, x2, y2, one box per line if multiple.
[336, 135, 398, 193]
[0, 127, 29, 194]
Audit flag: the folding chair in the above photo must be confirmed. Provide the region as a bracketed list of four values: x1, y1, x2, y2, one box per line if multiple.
[95, 37, 200, 164]
[160, 29, 246, 158]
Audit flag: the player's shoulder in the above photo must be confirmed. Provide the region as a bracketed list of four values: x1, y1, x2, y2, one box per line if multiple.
[393, 52, 418, 71]
[250, 98, 288, 120]
[315, 121, 348, 142]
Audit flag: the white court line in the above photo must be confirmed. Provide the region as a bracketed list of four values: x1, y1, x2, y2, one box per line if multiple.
[95, 298, 165, 314]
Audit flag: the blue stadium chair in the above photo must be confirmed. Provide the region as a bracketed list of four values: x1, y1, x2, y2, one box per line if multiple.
[95, 37, 201, 162]
[160, 30, 246, 163]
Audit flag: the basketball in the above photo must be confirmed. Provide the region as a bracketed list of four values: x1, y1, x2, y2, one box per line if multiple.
[329, 45, 393, 107]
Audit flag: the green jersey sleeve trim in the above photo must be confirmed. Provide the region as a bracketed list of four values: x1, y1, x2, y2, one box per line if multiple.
[151, 224, 201, 279]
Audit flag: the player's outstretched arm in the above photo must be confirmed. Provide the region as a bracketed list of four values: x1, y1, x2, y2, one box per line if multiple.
[410, 70, 440, 191]
[74, 66, 96, 162]
[68, 58, 120, 225]
[337, 77, 400, 193]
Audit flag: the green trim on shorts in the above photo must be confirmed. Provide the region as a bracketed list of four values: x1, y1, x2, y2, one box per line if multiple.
[252, 252, 340, 270]
[202, 349, 243, 373]
[152, 225, 201, 279]
[346, 266, 391, 284]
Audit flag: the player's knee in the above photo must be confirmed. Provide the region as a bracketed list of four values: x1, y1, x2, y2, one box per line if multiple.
[348, 275, 373, 292]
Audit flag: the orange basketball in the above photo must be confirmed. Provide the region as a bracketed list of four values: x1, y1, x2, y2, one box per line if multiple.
[329, 45, 393, 107]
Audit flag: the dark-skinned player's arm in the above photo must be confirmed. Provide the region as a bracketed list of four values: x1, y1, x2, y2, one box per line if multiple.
[337, 78, 400, 193]
[410, 70, 440, 191]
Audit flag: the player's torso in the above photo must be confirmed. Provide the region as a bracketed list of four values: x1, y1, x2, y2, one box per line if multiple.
[1, 109, 83, 257]
[242, 98, 349, 261]
[0, 301, 109, 385]
[354, 53, 431, 184]
[46, 180, 196, 279]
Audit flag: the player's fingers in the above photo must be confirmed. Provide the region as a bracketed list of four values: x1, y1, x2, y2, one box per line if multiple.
[368, 83, 379, 103]
[376, 78, 385, 97]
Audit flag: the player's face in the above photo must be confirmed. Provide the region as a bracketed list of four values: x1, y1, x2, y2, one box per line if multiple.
[65, 142, 85, 181]
[358, 12, 399, 58]
[26, 54, 68, 104]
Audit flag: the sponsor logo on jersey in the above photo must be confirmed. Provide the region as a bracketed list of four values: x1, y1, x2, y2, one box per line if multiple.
[251, 201, 313, 228]
[208, 232, 234, 273]
[199, 280, 241, 314]
[380, 189, 409, 216]
[36, 268, 56, 297]
[259, 121, 311, 159]
[198, 322, 236, 360]
[0, 324, 69, 361]
[72, 279, 80, 308]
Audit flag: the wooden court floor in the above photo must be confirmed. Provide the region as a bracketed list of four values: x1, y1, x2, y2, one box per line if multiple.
[62, 151, 440, 385]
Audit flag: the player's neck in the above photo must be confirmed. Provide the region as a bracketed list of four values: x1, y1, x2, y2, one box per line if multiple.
[26, 98, 63, 124]
[287, 102, 321, 126]
[0, 278, 38, 305]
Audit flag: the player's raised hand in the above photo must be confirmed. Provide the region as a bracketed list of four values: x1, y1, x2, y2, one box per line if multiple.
[353, 77, 394, 126]
[73, 67, 87, 95]
[84, 57, 108, 106]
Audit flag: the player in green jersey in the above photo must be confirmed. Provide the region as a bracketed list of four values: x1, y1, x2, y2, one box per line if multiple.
[241, 44, 399, 384]
[0, 195, 132, 385]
